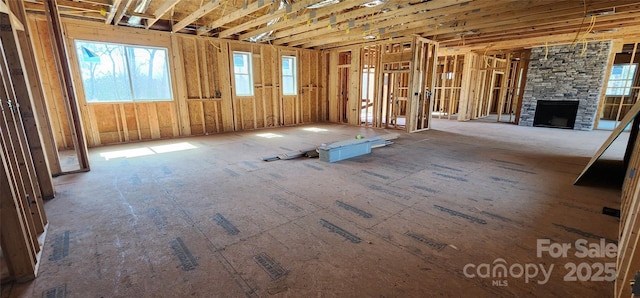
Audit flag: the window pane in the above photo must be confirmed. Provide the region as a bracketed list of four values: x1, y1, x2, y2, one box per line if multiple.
[235, 74, 252, 96]
[606, 64, 637, 96]
[76, 41, 131, 102]
[283, 77, 294, 95]
[75, 40, 173, 102]
[234, 53, 249, 74]
[282, 58, 292, 76]
[128, 47, 172, 101]
[233, 52, 253, 96]
[282, 56, 297, 95]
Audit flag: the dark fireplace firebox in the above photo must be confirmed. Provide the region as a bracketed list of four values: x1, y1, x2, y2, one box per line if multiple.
[533, 100, 579, 129]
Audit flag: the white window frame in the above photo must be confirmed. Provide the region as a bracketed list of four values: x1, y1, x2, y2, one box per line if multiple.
[233, 51, 254, 96]
[282, 56, 297, 96]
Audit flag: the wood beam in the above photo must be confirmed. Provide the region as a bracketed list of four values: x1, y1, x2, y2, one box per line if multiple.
[128, 11, 155, 19]
[6, 0, 58, 198]
[274, 0, 496, 46]
[172, 0, 225, 33]
[418, 3, 640, 42]
[43, 0, 90, 171]
[238, 0, 373, 41]
[113, 0, 134, 25]
[0, 1, 9, 15]
[146, 0, 182, 29]
[303, 0, 631, 49]
[274, 0, 481, 43]
[0, 50, 46, 235]
[105, 0, 122, 24]
[217, 0, 322, 38]
[23, 2, 106, 21]
[56, 0, 110, 12]
[197, 0, 274, 35]
[66, 0, 112, 5]
[438, 15, 640, 48]
[0, 130, 37, 282]
[0, 12, 42, 282]
[442, 28, 640, 53]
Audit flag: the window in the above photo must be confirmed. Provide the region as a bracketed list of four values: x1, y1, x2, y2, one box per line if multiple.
[282, 56, 297, 95]
[606, 64, 637, 96]
[233, 52, 254, 96]
[75, 40, 172, 103]
[361, 68, 375, 100]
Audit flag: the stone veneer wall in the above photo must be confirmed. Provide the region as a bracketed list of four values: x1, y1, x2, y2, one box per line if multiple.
[519, 41, 610, 130]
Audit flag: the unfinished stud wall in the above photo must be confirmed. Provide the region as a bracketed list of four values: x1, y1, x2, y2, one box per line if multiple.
[445, 50, 530, 123]
[26, 16, 323, 148]
[433, 55, 464, 119]
[464, 54, 509, 120]
[519, 41, 610, 130]
[27, 16, 71, 150]
[597, 42, 640, 127]
[457, 53, 479, 121]
[0, 8, 49, 283]
[324, 37, 437, 133]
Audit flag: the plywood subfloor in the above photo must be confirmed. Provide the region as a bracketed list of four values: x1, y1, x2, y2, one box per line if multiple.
[2, 120, 627, 297]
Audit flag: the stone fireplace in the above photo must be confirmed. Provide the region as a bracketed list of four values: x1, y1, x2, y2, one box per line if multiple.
[519, 41, 610, 130]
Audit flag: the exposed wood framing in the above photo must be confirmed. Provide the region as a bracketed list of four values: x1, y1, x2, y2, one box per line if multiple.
[452, 53, 513, 120]
[113, 0, 134, 25]
[434, 55, 464, 119]
[596, 41, 640, 130]
[146, 0, 181, 29]
[407, 36, 437, 132]
[275, 0, 488, 48]
[239, 0, 371, 42]
[6, 0, 58, 193]
[323, 37, 437, 132]
[172, 0, 225, 33]
[26, 16, 322, 147]
[19, 0, 640, 55]
[0, 10, 48, 283]
[495, 52, 512, 122]
[349, 49, 361, 126]
[0, 43, 45, 238]
[0, 18, 48, 232]
[617, 123, 640, 298]
[327, 50, 338, 123]
[105, 0, 122, 24]
[217, 0, 321, 38]
[170, 35, 192, 136]
[27, 16, 71, 150]
[512, 51, 531, 125]
[197, 0, 274, 36]
[457, 53, 478, 121]
[43, 0, 90, 171]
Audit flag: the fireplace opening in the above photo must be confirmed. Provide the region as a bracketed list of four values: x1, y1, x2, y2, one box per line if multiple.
[533, 100, 579, 129]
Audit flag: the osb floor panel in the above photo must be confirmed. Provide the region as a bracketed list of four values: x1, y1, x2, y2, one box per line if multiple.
[2, 119, 628, 297]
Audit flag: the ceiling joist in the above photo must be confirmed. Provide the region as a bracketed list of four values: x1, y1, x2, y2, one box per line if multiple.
[19, 0, 640, 53]
[104, 0, 122, 24]
[146, 0, 182, 29]
[197, 0, 275, 35]
[237, 0, 373, 41]
[217, 0, 327, 38]
[113, 0, 134, 25]
[172, 0, 226, 33]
